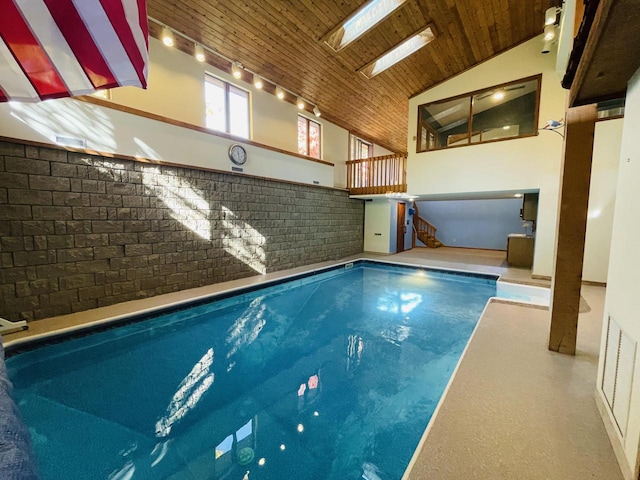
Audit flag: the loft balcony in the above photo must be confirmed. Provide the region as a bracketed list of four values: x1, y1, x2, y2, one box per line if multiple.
[346, 153, 407, 195]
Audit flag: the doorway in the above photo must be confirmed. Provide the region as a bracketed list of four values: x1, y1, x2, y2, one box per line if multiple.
[396, 202, 406, 253]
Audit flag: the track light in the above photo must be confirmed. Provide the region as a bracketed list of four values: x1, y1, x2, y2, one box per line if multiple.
[194, 44, 205, 62]
[545, 7, 558, 26]
[231, 62, 242, 79]
[275, 86, 285, 100]
[253, 75, 263, 89]
[313, 106, 321, 117]
[162, 27, 175, 47]
[296, 97, 305, 109]
[544, 24, 556, 41]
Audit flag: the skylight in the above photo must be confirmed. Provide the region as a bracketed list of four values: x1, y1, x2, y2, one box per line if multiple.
[359, 26, 435, 79]
[324, 0, 407, 52]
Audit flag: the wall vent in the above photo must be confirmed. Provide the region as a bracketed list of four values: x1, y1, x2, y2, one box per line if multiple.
[601, 315, 637, 437]
[231, 166, 244, 173]
[55, 135, 86, 149]
[313, 180, 320, 185]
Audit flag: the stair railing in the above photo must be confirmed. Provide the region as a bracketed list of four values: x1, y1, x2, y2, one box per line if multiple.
[412, 202, 442, 248]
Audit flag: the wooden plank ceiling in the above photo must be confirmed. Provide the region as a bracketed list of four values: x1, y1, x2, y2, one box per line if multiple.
[147, 0, 549, 153]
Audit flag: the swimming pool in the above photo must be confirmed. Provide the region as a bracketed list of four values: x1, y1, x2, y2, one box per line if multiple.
[6, 261, 497, 479]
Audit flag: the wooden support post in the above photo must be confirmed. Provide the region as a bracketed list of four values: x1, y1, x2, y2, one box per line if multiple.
[549, 104, 597, 355]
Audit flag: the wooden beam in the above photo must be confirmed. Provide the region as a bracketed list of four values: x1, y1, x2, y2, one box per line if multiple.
[548, 104, 597, 355]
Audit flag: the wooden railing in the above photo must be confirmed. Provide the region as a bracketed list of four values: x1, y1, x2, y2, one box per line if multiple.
[346, 153, 407, 195]
[412, 203, 443, 248]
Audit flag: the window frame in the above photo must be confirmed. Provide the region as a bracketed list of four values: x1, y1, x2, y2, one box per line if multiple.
[416, 74, 542, 153]
[349, 134, 373, 160]
[205, 73, 250, 139]
[298, 114, 322, 159]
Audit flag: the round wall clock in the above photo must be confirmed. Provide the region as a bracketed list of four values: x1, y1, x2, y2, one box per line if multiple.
[228, 144, 247, 165]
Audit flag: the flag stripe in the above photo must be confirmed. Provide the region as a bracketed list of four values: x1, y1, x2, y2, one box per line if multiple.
[0, 0, 148, 102]
[16, 0, 94, 94]
[0, 1, 69, 99]
[72, 0, 140, 87]
[43, 0, 119, 89]
[0, 37, 40, 101]
[100, 0, 147, 87]
[128, 0, 149, 82]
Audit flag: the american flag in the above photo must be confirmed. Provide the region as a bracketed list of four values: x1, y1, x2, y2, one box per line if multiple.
[0, 0, 149, 102]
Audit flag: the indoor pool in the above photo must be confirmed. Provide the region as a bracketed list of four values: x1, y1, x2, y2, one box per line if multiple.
[6, 262, 497, 480]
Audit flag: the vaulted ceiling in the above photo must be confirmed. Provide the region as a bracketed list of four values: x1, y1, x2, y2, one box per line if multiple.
[147, 0, 550, 153]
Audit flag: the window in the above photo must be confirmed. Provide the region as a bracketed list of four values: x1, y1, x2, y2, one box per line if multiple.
[324, 0, 408, 52]
[298, 115, 321, 159]
[205, 75, 249, 138]
[597, 98, 625, 120]
[416, 74, 542, 152]
[350, 134, 373, 159]
[359, 25, 435, 79]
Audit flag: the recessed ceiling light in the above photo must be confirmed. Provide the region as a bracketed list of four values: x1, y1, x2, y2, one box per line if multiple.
[492, 91, 505, 101]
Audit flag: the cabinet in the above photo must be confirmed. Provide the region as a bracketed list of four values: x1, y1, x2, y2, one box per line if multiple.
[507, 234, 534, 268]
[521, 193, 539, 221]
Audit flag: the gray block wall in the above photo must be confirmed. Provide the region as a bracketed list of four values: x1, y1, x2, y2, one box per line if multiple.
[0, 140, 364, 322]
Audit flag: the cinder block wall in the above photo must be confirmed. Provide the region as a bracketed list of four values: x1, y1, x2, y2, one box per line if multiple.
[0, 140, 364, 321]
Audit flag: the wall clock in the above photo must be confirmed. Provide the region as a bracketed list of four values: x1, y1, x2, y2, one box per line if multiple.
[228, 144, 247, 165]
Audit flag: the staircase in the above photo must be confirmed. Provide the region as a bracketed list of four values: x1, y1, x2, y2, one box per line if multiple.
[412, 203, 444, 248]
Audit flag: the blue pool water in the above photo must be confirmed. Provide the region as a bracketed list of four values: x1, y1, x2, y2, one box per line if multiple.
[6, 262, 496, 480]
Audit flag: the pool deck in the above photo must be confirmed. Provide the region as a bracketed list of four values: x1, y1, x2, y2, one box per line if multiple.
[1, 247, 623, 479]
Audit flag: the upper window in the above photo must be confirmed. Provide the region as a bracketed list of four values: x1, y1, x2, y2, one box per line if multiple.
[205, 75, 249, 138]
[350, 134, 373, 159]
[416, 74, 542, 152]
[324, 0, 408, 52]
[298, 115, 321, 159]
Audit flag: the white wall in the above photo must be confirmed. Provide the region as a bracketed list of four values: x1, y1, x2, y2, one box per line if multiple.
[584, 119, 623, 282]
[406, 36, 620, 281]
[110, 38, 393, 188]
[597, 68, 640, 479]
[0, 97, 334, 187]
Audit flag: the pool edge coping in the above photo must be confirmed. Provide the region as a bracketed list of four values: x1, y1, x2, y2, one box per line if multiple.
[2, 257, 501, 355]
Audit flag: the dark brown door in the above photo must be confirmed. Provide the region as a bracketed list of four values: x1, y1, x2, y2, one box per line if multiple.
[396, 202, 406, 253]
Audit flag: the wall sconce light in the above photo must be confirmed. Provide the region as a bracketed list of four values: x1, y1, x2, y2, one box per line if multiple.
[296, 97, 305, 109]
[162, 27, 175, 47]
[275, 86, 285, 100]
[313, 105, 321, 117]
[194, 44, 205, 62]
[253, 75, 263, 89]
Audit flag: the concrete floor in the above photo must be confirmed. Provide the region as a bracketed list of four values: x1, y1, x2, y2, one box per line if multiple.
[2, 247, 623, 479]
